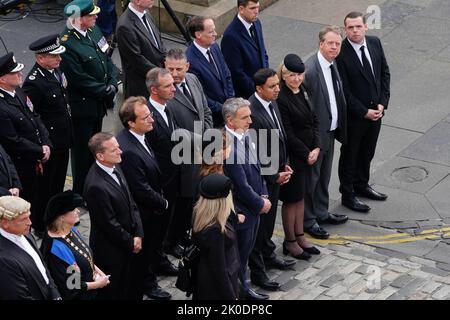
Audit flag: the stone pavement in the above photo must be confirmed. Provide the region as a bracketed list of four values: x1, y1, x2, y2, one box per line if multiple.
[71, 211, 450, 300]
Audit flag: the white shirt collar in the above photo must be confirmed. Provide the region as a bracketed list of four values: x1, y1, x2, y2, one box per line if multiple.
[128, 2, 146, 19]
[129, 129, 145, 144]
[237, 14, 253, 33]
[254, 93, 271, 109]
[348, 37, 367, 51]
[317, 51, 334, 69]
[69, 20, 87, 37]
[96, 160, 115, 175]
[1, 88, 15, 97]
[225, 125, 245, 141]
[176, 80, 188, 91]
[0, 228, 23, 243]
[193, 40, 210, 57]
[149, 97, 166, 111]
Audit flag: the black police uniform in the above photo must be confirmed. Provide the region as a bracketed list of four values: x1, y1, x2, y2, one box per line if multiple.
[0, 88, 52, 230]
[22, 64, 74, 226]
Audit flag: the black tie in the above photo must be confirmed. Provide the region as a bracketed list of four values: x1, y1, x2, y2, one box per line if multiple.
[180, 82, 195, 105]
[163, 107, 173, 131]
[249, 24, 257, 43]
[243, 135, 250, 164]
[206, 49, 219, 75]
[142, 14, 159, 49]
[143, 137, 154, 157]
[113, 168, 130, 198]
[268, 103, 284, 138]
[330, 63, 345, 118]
[360, 45, 375, 80]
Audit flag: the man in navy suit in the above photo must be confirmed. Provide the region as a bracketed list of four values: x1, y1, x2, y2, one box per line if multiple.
[221, 0, 269, 99]
[337, 12, 390, 212]
[186, 16, 234, 127]
[223, 97, 271, 300]
[117, 96, 173, 300]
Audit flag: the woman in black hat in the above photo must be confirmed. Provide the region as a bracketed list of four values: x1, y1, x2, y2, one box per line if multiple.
[277, 54, 321, 259]
[191, 173, 240, 300]
[40, 190, 110, 300]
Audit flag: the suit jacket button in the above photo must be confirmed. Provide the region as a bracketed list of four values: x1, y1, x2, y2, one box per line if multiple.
[53, 94, 56, 98]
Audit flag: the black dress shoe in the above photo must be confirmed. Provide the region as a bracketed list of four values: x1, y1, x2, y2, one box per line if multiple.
[154, 262, 179, 277]
[319, 213, 349, 225]
[251, 278, 281, 291]
[240, 288, 269, 300]
[264, 257, 296, 270]
[342, 196, 371, 212]
[304, 224, 330, 239]
[164, 245, 184, 259]
[145, 286, 172, 300]
[301, 246, 321, 255]
[355, 186, 388, 201]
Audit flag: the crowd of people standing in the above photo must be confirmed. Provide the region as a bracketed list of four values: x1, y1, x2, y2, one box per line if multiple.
[0, 0, 390, 300]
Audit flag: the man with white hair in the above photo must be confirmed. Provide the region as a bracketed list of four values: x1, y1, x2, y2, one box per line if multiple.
[0, 196, 61, 300]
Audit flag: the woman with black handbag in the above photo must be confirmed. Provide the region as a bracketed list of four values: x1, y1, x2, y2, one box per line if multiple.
[191, 173, 240, 300]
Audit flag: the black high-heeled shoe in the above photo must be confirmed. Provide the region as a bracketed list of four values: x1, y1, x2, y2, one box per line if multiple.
[282, 239, 311, 260]
[296, 233, 321, 255]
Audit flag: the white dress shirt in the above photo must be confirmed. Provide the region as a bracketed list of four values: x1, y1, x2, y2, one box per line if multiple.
[0, 228, 49, 284]
[348, 37, 374, 74]
[237, 14, 253, 38]
[254, 93, 283, 130]
[193, 41, 211, 62]
[149, 98, 169, 127]
[129, 130, 152, 155]
[96, 161, 121, 186]
[317, 51, 338, 131]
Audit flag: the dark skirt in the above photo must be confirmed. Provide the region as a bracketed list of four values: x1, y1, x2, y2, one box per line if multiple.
[279, 161, 311, 203]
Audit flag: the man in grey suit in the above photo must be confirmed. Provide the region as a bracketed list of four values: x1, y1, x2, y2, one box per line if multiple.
[303, 26, 349, 239]
[163, 48, 213, 255]
[116, 0, 166, 98]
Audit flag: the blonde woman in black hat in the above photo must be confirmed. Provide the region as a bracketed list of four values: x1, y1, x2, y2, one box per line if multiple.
[191, 173, 240, 300]
[276, 54, 321, 259]
[40, 190, 110, 300]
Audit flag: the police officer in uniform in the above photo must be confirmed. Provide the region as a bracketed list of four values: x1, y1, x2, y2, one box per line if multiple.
[0, 53, 52, 236]
[60, 0, 118, 194]
[22, 34, 74, 232]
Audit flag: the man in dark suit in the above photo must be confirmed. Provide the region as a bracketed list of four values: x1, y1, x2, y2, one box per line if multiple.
[164, 48, 213, 256]
[0, 52, 52, 237]
[186, 16, 235, 127]
[223, 97, 271, 301]
[337, 11, 390, 211]
[248, 68, 295, 290]
[117, 96, 173, 300]
[84, 132, 144, 300]
[23, 34, 74, 236]
[304, 26, 349, 240]
[144, 68, 183, 258]
[60, 0, 118, 195]
[0, 196, 61, 300]
[0, 144, 21, 197]
[221, 0, 269, 99]
[116, 0, 166, 98]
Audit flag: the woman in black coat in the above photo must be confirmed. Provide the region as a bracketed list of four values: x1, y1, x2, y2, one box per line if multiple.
[192, 173, 240, 300]
[277, 54, 321, 259]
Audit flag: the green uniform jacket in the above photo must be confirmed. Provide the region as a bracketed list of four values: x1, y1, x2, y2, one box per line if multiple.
[59, 25, 118, 120]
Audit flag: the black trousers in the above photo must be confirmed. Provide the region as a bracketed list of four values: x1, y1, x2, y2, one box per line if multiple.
[32, 150, 70, 232]
[71, 118, 103, 194]
[237, 217, 260, 291]
[15, 161, 38, 225]
[339, 118, 381, 197]
[164, 196, 193, 248]
[248, 182, 279, 280]
[129, 212, 170, 299]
